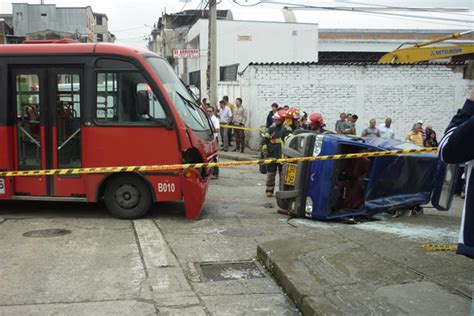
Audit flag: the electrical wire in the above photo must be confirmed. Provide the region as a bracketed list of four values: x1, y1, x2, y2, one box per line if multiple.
[112, 26, 149, 33]
[180, 0, 190, 12]
[232, 0, 474, 25]
[332, 0, 474, 16]
[232, 0, 262, 6]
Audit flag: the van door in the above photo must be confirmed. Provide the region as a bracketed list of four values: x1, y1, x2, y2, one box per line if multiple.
[431, 162, 459, 211]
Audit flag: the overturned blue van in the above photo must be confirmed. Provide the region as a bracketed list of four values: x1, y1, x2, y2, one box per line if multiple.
[275, 131, 458, 220]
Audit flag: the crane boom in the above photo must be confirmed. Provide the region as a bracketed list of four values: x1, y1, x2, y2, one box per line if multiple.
[378, 30, 474, 64]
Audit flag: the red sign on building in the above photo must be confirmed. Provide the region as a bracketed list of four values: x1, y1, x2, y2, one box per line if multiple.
[172, 48, 200, 58]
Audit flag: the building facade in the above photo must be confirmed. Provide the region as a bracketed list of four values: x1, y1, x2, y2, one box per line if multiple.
[94, 13, 115, 43]
[11, 3, 113, 43]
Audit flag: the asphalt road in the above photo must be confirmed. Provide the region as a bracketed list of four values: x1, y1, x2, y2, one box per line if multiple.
[0, 162, 469, 315]
[0, 164, 299, 315]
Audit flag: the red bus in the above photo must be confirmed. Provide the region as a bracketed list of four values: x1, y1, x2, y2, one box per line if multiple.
[0, 41, 218, 219]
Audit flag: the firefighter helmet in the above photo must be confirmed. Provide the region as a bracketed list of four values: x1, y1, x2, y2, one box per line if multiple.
[272, 110, 287, 123]
[308, 112, 325, 128]
[286, 107, 300, 120]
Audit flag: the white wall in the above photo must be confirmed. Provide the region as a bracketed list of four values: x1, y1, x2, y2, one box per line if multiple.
[185, 19, 318, 98]
[241, 63, 474, 150]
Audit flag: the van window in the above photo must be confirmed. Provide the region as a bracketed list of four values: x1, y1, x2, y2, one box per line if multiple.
[95, 70, 167, 124]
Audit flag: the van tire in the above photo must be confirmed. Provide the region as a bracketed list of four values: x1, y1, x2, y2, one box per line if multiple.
[104, 175, 152, 219]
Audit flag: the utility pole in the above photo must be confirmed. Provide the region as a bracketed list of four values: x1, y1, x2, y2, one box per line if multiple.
[207, 0, 217, 108]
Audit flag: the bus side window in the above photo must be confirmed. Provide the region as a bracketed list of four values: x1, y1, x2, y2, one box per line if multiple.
[136, 83, 166, 120]
[95, 70, 167, 124]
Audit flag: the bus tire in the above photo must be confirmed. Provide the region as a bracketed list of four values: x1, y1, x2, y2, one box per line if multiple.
[104, 175, 152, 219]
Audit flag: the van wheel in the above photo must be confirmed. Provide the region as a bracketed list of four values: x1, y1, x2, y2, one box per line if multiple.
[104, 175, 152, 219]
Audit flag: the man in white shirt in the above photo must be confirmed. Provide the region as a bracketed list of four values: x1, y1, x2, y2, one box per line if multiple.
[218, 100, 232, 151]
[379, 117, 395, 140]
[206, 106, 220, 179]
[206, 106, 220, 139]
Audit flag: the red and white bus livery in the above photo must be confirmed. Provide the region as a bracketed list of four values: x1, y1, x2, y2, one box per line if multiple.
[0, 41, 217, 219]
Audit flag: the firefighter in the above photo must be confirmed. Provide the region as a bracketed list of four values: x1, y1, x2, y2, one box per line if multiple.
[261, 110, 293, 197]
[284, 107, 300, 131]
[307, 112, 327, 134]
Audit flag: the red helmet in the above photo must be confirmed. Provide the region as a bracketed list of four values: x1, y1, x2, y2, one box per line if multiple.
[272, 110, 287, 123]
[308, 112, 325, 128]
[286, 107, 300, 120]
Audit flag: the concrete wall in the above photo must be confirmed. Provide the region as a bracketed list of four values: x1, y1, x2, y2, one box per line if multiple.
[241, 63, 474, 150]
[185, 19, 318, 97]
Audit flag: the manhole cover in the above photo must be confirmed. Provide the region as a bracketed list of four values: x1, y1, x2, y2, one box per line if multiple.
[196, 261, 265, 282]
[221, 228, 263, 237]
[23, 229, 72, 238]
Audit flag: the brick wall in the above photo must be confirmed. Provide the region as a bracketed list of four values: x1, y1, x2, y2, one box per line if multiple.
[241, 63, 474, 150]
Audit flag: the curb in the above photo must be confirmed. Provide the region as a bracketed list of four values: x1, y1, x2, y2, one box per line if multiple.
[257, 244, 316, 316]
[218, 152, 260, 162]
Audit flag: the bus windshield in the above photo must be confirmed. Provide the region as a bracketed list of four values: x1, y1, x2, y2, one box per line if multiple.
[146, 56, 210, 132]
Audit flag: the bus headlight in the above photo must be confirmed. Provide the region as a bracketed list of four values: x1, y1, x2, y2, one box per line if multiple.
[305, 196, 313, 218]
[313, 135, 324, 156]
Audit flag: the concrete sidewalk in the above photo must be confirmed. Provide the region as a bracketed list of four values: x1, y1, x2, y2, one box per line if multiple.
[218, 148, 260, 161]
[257, 214, 473, 315]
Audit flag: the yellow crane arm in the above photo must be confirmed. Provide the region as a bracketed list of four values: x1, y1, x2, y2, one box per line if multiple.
[379, 45, 474, 63]
[378, 30, 474, 64]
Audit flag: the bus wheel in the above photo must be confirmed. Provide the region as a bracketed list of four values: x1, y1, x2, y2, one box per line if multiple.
[104, 175, 152, 219]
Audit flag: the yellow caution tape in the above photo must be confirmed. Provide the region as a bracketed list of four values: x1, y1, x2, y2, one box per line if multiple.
[0, 147, 438, 178]
[220, 124, 266, 131]
[421, 244, 457, 252]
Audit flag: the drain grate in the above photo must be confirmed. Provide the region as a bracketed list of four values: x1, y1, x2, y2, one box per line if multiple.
[196, 261, 265, 282]
[23, 229, 72, 238]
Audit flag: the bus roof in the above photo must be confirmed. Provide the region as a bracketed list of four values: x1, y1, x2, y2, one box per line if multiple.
[0, 42, 157, 59]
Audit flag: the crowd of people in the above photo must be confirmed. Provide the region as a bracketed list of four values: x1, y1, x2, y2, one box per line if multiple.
[203, 99, 439, 190]
[259, 105, 441, 197]
[202, 95, 248, 155]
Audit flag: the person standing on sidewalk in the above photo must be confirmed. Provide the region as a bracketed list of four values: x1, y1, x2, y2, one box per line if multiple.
[335, 112, 346, 134]
[379, 117, 395, 140]
[266, 103, 278, 128]
[206, 106, 220, 179]
[232, 97, 247, 153]
[261, 110, 293, 197]
[361, 119, 381, 138]
[219, 100, 232, 152]
[223, 96, 234, 147]
[405, 123, 424, 146]
[439, 87, 474, 259]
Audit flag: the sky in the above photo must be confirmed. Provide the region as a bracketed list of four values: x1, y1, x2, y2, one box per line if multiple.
[0, 0, 472, 47]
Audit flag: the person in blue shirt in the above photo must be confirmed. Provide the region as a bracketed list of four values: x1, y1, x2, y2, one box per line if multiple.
[439, 87, 474, 259]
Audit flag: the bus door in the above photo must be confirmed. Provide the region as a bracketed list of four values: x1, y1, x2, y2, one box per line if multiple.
[50, 68, 85, 197]
[11, 67, 85, 198]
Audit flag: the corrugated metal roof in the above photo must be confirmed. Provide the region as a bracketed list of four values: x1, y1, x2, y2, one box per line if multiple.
[247, 61, 467, 66]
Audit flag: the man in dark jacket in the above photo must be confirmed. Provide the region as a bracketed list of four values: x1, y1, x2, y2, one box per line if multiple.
[266, 103, 279, 128]
[261, 110, 292, 197]
[439, 87, 474, 259]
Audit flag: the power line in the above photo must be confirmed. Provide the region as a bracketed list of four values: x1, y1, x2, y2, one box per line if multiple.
[332, 0, 473, 16]
[232, 0, 474, 25]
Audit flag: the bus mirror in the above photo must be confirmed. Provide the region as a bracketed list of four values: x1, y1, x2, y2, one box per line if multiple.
[163, 120, 174, 130]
